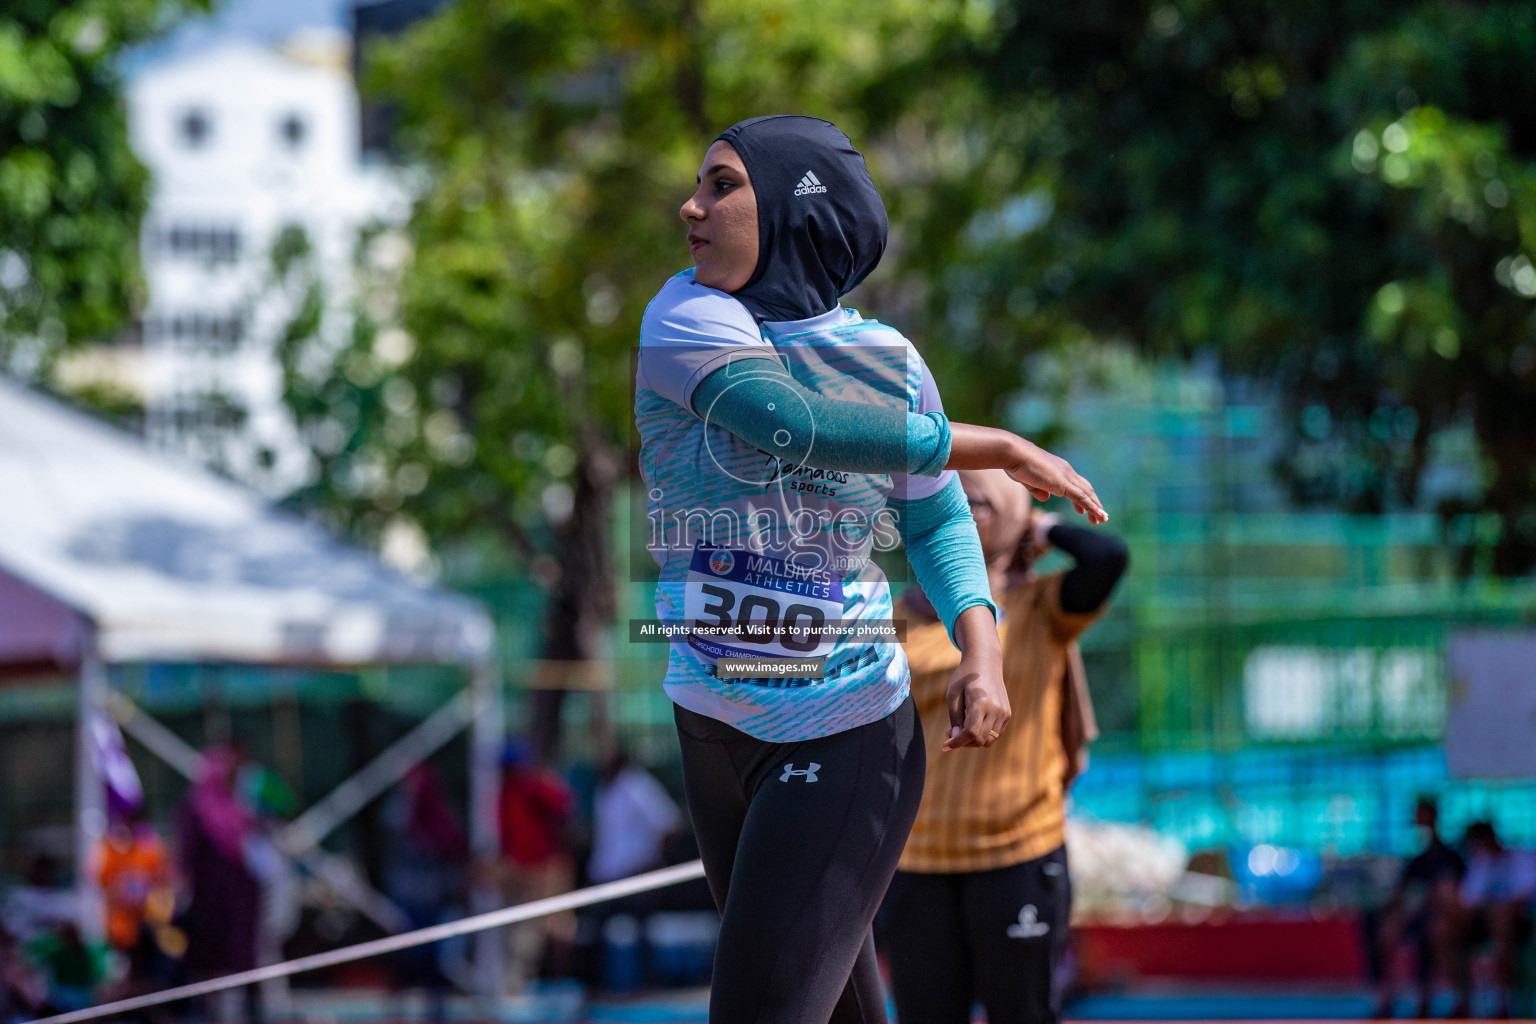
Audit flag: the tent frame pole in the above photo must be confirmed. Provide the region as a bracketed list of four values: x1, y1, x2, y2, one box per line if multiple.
[79, 651, 501, 986]
[282, 688, 474, 855]
[469, 656, 504, 1002]
[108, 693, 414, 935]
[74, 637, 107, 941]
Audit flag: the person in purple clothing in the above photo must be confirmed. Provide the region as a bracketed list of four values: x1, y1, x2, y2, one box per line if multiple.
[178, 746, 262, 1023]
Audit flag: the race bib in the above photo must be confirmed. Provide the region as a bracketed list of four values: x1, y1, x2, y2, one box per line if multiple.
[683, 545, 844, 668]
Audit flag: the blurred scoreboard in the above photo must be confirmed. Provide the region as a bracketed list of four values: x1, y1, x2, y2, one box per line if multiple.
[1447, 630, 1536, 779]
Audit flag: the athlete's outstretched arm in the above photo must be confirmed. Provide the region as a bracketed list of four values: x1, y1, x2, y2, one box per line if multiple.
[946, 422, 1107, 524]
[691, 361, 1107, 523]
[690, 357, 951, 476]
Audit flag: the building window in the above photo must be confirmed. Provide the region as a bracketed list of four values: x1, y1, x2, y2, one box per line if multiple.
[116, 318, 145, 348]
[143, 311, 246, 349]
[152, 392, 247, 436]
[180, 108, 211, 149]
[279, 113, 307, 150]
[148, 224, 242, 264]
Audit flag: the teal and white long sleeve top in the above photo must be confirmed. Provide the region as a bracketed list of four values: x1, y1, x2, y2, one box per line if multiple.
[635, 269, 995, 742]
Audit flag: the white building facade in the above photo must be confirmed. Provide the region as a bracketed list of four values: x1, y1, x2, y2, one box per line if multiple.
[124, 37, 405, 495]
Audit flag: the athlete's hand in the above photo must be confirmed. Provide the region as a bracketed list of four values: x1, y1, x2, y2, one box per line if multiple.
[1004, 439, 1107, 525]
[944, 606, 1010, 750]
[944, 652, 1010, 750]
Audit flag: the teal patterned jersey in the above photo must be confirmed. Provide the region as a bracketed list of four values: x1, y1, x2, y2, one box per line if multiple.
[635, 270, 953, 741]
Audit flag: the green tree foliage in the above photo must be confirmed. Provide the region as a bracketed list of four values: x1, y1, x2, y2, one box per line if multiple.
[279, 0, 1536, 674]
[878, 1, 1536, 573]
[0, 0, 211, 375]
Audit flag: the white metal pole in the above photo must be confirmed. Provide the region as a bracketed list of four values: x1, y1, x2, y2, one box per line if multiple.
[109, 693, 412, 934]
[74, 641, 107, 941]
[282, 688, 474, 855]
[27, 860, 707, 1024]
[468, 657, 505, 1003]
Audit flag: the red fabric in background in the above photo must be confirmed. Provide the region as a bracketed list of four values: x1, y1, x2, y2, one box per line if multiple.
[1075, 912, 1365, 984]
[498, 769, 574, 868]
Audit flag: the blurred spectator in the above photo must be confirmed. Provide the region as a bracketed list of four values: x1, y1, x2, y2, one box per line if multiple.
[237, 763, 296, 825]
[23, 923, 107, 1014]
[239, 762, 300, 1019]
[96, 810, 174, 949]
[178, 745, 261, 1024]
[94, 809, 180, 1006]
[1369, 796, 1465, 1019]
[497, 738, 577, 991]
[1, 854, 77, 945]
[0, 924, 47, 1022]
[881, 478, 1126, 1024]
[588, 751, 682, 885]
[383, 764, 468, 1020]
[582, 751, 685, 993]
[1448, 821, 1535, 1019]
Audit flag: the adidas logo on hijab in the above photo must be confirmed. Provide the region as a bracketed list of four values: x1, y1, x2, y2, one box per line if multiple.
[794, 170, 828, 196]
[714, 115, 888, 323]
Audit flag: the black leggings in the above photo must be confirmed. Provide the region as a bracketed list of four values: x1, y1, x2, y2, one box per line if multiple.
[674, 697, 925, 1024]
[880, 846, 1072, 1024]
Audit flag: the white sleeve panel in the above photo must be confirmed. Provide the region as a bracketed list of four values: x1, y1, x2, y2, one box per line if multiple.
[638, 273, 777, 414]
[890, 342, 957, 501]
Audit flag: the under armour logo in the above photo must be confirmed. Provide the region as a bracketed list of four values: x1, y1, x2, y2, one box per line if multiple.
[1006, 904, 1050, 938]
[780, 762, 820, 782]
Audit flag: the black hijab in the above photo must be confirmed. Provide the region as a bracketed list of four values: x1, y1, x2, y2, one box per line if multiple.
[716, 115, 888, 323]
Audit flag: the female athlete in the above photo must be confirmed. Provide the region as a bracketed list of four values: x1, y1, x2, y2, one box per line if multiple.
[634, 115, 1106, 1024]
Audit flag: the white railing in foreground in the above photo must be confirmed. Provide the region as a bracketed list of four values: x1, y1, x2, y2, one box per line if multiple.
[27, 860, 708, 1024]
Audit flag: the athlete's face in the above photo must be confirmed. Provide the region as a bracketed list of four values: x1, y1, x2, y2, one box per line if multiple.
[680, 141, 759, 293]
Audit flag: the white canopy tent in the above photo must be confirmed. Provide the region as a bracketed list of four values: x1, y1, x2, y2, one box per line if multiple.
[0, 376, 504, 993]
[0, 377, 492, 667]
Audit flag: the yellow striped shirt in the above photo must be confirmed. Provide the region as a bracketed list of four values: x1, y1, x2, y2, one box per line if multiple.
[898, 572, 1099, 873]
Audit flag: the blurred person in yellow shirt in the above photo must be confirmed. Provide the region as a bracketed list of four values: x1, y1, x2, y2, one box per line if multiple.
[881, 469, 1127, 1024]
[96, 811, 175, 953]
[95, 808, 184, 1011]
[94, 810, 185, 1019]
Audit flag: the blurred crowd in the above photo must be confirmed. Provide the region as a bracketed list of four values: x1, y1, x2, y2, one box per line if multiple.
[9, 741, 1529, 1023]
[2, 744, 292, 1023]
[1366, 797, 1536, 1020]
[0, 738, 698, 1024]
